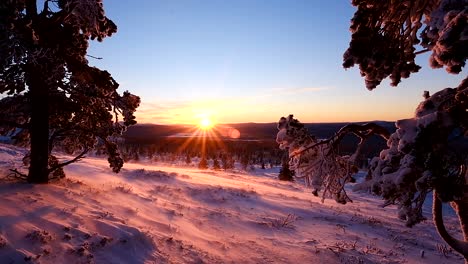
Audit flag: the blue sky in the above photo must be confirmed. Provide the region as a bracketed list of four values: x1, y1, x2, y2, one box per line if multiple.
[89, 0, 467, 125]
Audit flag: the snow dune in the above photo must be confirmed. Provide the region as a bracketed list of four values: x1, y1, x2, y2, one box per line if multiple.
[0, 144, 463, 263]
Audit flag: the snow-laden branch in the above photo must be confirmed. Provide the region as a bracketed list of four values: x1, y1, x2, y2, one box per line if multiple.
[276, 115, 390, 204]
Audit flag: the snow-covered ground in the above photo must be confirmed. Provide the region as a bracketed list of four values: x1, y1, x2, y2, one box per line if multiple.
[0, 143, 463, 263]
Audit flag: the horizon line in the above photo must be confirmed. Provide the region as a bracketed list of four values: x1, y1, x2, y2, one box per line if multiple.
[134, 119, 396, 126]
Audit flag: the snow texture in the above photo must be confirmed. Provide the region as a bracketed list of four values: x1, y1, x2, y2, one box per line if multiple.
[0, 143, 463, 263]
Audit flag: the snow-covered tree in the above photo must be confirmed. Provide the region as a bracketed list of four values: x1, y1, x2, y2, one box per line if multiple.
[278, 0, 467, 260]
[212, 157, 220, 170]
[198, 156, 208, 170]
[344, 0, 468, 260]
[0, 0, 140, 183]
[221, 153, 234, 170]
[276, 115, 388, 203]
[185, 153, 192, 165]
[343, 0, 467, 90]
[240, 154, 249, 171]
[278, 153, 294, 182]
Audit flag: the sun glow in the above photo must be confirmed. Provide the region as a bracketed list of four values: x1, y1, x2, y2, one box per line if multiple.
[198, 117, 214, 130]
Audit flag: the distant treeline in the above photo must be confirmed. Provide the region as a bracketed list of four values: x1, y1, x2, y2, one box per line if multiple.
[124, 121, 396, 141]
[116, 122, 396, 168]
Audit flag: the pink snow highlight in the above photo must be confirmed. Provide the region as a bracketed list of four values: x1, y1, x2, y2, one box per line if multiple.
[0, 143, 463, 263]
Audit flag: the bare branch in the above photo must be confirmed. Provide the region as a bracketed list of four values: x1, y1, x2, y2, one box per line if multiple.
[414, 49, 430, 56]
[48, 148, 89, 173]
[8, 169, 28, 180]
[290, 123, 390, 157]
[86, 54, 103, 60]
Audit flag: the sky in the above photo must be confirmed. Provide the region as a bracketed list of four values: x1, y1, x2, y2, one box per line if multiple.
[89, 0, 467, 125]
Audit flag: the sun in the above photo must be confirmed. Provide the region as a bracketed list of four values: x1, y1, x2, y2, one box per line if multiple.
[198, 117, 214, 130]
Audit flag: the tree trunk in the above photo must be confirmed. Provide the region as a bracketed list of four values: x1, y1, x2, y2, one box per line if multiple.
[24, 0, 49, 183]
[27, 74, 49, 184]
[433, 191, 468, 263]
[452, 197, 468, 264]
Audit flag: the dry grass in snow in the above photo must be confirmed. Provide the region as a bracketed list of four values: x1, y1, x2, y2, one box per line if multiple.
[0, 143, 463, 263]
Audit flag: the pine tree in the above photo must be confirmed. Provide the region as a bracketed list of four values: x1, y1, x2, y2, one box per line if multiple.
[343, 0, 466, 90]
[278, 155, 294, 181]
[240, 154, 249, 171]
[343, 0, 467, 259]
[221, 153, 234, 170]
[198, 156, 208, 170]
[185, 153, 192, 165]
[276, 1, 466, 257]
[212, 158, 220, 170]
[0, 0, 140, 183]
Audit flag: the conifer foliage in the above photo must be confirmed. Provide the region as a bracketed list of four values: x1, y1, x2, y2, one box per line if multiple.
[198, 156, 208, 170]
[276, 115, 388, 204]
[0, 0, 140, 183]
[343, 0, 468, 260]
[212, 157, 221, 170]
[278, 0, 466, 259]
[221, 154, 234, 170]
[343, 0, 467, 90]
[278, 153, 294, 182]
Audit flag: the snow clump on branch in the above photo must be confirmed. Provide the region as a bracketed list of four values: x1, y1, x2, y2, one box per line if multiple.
[359, 79, 468, 227]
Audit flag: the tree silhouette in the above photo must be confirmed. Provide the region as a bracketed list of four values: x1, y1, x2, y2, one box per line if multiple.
[212, 157, 220, 170]
[240, 153, 249, 171]
[221, 153, 234, 170]
[185, 153, 192, 165]
[198, 156, 208, 170]
[0, 0, 140, 183]
[344, 0, 468, 260]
